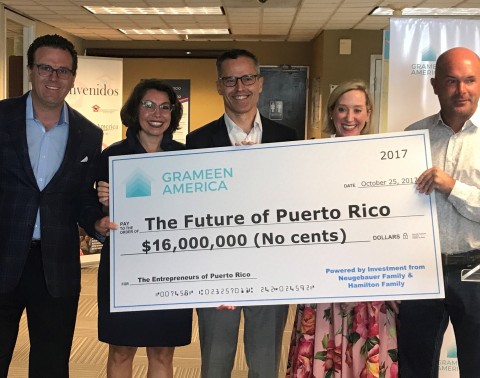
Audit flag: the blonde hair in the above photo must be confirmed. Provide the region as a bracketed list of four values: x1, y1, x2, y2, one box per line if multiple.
[323, 79, 373, 136]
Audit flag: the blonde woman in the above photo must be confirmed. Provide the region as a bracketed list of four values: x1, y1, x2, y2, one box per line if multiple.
[286, 80, 399, 378]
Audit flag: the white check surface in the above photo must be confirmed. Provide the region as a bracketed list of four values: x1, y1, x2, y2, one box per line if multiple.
[109, 130, 443, 312]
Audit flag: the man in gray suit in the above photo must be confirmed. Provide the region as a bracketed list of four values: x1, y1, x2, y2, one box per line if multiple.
[187, 49, 296, 378]
[0, 34, 110, 377]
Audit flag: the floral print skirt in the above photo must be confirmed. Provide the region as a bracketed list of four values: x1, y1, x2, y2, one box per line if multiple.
[286, 302, 398, 378]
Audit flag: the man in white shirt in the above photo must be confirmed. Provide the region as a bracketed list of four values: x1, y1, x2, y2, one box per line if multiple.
[399, 47, 480, 378]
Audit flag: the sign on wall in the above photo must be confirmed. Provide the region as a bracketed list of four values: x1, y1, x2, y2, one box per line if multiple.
[259, 66, 307, 140]
[66, 56, 123, 148]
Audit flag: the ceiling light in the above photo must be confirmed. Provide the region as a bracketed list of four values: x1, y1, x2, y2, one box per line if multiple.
[83, 6, 224, 15]
[119, 29, 230, 35]
[369, 7, 480, 16]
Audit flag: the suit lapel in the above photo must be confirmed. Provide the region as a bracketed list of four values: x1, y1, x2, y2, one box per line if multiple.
[260, 116, 276, 143]
[44, 106, 82, 190]
[7, 94, 39, 188]
[211, 116, 232, 147]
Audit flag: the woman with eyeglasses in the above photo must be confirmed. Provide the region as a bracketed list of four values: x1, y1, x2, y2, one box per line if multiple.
[96, 79, 192, 377]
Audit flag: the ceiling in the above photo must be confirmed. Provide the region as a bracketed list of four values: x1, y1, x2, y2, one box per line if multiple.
[3, 0, 480, 42]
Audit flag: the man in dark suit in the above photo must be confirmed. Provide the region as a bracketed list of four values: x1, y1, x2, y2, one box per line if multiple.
[0, 34, 109, 377]
[186, 49, 296, 378]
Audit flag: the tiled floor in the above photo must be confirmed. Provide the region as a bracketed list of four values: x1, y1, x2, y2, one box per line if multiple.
[8, 266, 295, 377]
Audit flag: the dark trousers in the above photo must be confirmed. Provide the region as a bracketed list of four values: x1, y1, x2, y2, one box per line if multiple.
[197, 304, 289, 378]
[399, 266, 480, 378]
[0, 244, 79, 378]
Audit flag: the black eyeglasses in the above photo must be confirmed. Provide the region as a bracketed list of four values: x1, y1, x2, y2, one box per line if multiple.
[33, 64, 74, 80]
[141, 100, 174, 113]
[219, 74, 260, 87]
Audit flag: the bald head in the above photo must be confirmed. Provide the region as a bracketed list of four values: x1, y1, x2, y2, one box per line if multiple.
[431, 47, 480, 132]
[435, 47, 480, 78]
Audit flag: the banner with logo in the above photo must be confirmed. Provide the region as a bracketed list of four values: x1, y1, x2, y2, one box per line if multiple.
[388, 18, 480, 377]
[163, 79, 190, 144]
[387, 18, 480, 132]
[438, 325, 459, 376]
[66, 56, 123, 148]
[66, 56, 123, 264]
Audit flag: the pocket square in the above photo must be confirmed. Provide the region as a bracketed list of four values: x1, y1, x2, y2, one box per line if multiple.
[80, 156, 89, 163]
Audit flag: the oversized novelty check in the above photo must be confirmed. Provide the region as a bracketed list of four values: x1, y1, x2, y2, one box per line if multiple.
[109, 130, 444, 312]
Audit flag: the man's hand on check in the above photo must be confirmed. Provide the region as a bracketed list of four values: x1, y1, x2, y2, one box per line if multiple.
[416, 166, 455, 195]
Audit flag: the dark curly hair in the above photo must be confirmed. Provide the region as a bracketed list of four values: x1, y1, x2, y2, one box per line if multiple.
[120, 79, 183, 136]
[27, 34, 78, 75]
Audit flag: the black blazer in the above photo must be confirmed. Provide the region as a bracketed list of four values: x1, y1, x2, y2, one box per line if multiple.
[0, 92, 104, 297]
[186, 114, 297, 149]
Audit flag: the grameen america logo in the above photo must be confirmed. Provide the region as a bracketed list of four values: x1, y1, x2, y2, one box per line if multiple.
[126, 170, 153, 198]
[438, 341, 458, 373]
[410, 47, 437, 76]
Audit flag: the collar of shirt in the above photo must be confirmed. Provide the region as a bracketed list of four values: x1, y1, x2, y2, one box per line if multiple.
[26, 93, 70, 240]
[26, 92, 69, 128]
[436, 112, 479, 133]
[224, 110, 263, 146]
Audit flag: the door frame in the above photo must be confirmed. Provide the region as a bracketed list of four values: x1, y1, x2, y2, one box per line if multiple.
[0, 6, 35, 98]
